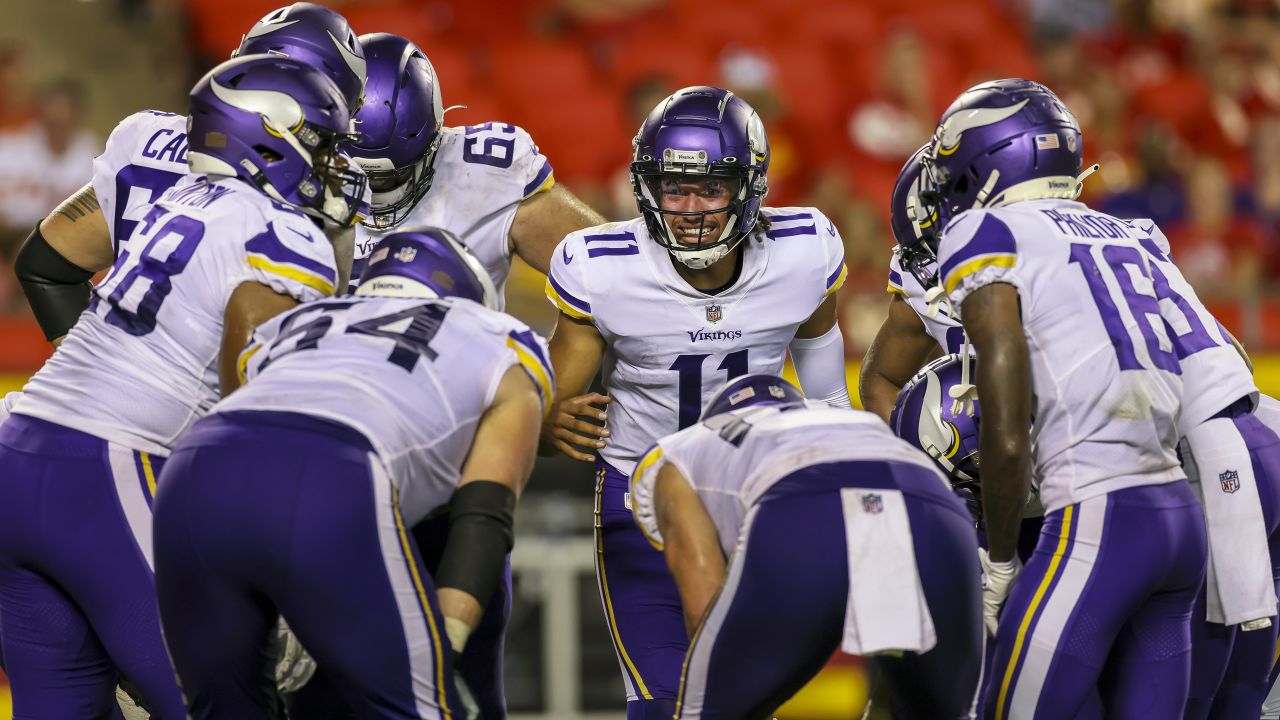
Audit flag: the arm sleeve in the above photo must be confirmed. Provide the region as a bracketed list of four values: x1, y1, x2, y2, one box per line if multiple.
[790, 323, 852, 408]
[937, 210, 1021, 311]
[543, 234, 593, 321]
[15, 223, 94, 341]
[630, 444, 670, 550]
[504, 324, 556, 413]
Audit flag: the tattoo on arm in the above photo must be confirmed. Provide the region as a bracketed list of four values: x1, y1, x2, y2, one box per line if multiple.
[53, 190, 101, 223]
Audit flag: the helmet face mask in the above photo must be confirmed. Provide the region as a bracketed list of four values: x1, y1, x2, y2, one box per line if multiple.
[347, 33, 446, 230]
[187, 54, 367, 227]
[630, 86, 769, 270]
[891, 145, 945, 288]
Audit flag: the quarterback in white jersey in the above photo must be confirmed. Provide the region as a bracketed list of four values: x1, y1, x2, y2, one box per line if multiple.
[0, 56, 356, 717]
[630, 375, 981, 719]
[345, 33, 605, 298]
[540, 87, 851, 717]
[930, 79, 1207, 719]
[153, 229, 550, 716]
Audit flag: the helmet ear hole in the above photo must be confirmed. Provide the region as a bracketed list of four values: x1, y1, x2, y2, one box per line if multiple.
[253, 145, 283, 163]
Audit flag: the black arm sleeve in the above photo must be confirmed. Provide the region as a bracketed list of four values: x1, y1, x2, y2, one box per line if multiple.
[434, 481, 516, 609]
[15, 223, 95, 341]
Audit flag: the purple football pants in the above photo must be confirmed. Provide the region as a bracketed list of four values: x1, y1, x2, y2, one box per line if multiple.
[153, 411, 462, 719]
[595, 460, 683, 719]
[983, 481, 1208, 719]
[673, 460, 984, 720]
[0, 414, 186, 719]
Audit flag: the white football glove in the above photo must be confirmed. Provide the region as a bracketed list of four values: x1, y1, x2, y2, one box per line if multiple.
[275, 618, 317, 694]
[979, 548, 1023, 637]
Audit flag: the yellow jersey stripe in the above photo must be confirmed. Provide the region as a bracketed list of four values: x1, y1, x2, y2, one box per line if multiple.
[526, 173, 556, 198]
[237, 343, 264, 385]
[886, 282, 907, 297]
[391, 485, 452, 719]
[995, 504, 1075, 720]
[505, 338, 554, 412]
[247, 255, 336, 297]
[631, 447, 666, 551]
[139, 452, 157, 501]
[544, 279, 592, 321]
[943, 254, 1016, 295]
[595, 479, 653, 699]
[675, 605, 711, 716]
[823, 264, 849, 298]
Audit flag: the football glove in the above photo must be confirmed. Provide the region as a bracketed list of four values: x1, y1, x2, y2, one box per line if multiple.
[979, 548, 1023, 637]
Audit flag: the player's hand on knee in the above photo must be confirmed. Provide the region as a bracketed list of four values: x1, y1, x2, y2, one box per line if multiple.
[541, 392, 610, 462]
[274, 618, 317, 694]
[979, 548, 1023, 636]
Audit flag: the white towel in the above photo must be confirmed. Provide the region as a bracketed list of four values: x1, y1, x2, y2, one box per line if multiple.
[1184, 416, 1277, 626]
[840, 488, 937, 655]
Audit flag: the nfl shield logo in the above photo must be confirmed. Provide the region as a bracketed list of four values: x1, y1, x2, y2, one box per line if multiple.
[394, 246, 418, 263]
[861, 493, 883, 514]
[705, 304, 722, 323]
[1220, 470, 1241, 494]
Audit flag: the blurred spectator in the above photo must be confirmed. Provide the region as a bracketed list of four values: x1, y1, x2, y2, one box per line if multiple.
[718, 46, 809, 206]
[0, 78, 99, 310]
[1164, 155, 1265, 297]
[0, 44, 35, 131]
[603, 73, 675, 220]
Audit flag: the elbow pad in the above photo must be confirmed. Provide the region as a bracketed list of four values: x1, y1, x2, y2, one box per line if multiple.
[16, 224, 94, 341]
[434, 481, 516, 609]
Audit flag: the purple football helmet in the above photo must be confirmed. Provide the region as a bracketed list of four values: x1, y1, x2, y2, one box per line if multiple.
[631, 86, 770, 269]
[187, 54, 366, 227]
[890, 353, 981, 488]
[924, 79, 1082, 229]
[701, 374, 805, 421]
[356, 226, 498, 309]
[891, 144, 944, 288]
[346, 33, 445, 230]
[235, 2, 366, 115]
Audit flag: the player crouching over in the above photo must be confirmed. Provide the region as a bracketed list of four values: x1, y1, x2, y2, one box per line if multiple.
[629, 375, 983, 720]
[152, 228, 553, 718]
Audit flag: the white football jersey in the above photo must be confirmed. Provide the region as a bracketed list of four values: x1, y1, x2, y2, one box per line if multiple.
[938, 199, 1185, 513]
[545, 207, 848, 475]
[92, 110, 190, 255]
[352, 122, 555, 303]
[221, 296, 553, 525]
[1125, 219, 1257, 432]
[887, 248, 963, 354]
[630, 401, 947, 554]
[15, 176, 338, 455]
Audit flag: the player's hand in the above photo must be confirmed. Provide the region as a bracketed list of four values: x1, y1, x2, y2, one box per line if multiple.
[542, 392, 610, 462]
[274, 618, 317, 693]
[978, 548, 1022, 637]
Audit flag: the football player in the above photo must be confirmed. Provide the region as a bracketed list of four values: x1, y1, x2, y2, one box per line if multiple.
[0, 54, 357, 716]
[153, 228, 550, 717]
[1124, 218, 1280, 718]
[344, 31, 605, 293]
[631, 374, 982, 719]
[288, 30, 606, 717]
[540, 86, 851, 718]
[15, 2, 366, 349]
[927, 78, 1207, 718]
